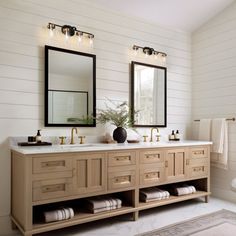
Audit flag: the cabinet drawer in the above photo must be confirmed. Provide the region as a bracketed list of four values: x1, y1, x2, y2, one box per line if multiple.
[140, 150, 164, 164]
[190, 147, 208, 159]
[33, 156, 72, 174]
[108, 151, 136, 167]
[188, 159, 208, 178]
[108, 169, 136, 190]
[140, 164, 165, 187]
[33, 178, 73, 201]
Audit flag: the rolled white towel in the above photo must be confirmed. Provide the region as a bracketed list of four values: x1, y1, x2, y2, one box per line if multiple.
[175, 185, 196, 196]
[93, 204, 122, 214]
[86, 197, 122, 211]
[140, 188, 170, 202]
[44, 207, 74, 223]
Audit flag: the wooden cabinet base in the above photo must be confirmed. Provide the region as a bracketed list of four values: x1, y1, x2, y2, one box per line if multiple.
[11, 145, 211, 235]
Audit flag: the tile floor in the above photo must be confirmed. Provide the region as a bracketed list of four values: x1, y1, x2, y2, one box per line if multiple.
[1, 197, 236, 236]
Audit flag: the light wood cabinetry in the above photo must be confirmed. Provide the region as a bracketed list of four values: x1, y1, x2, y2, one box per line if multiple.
[11, 145, 211, 236]
[73, 153, 106, 195]
[165, 148, 188, 182]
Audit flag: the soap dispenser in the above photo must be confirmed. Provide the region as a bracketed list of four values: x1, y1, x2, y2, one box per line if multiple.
[175, 130, 180, 140]
[169, 130, 175, 141]
[36, 130, 42, 143]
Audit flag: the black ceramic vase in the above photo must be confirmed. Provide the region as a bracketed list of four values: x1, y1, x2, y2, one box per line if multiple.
[113, 127, 127, 143]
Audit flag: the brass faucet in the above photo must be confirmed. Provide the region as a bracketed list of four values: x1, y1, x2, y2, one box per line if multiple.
[150, 127, 160, 142]
[70, 127, 78, 144]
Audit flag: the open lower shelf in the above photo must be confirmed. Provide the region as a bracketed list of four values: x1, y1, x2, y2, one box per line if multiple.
[138, 191, 210, 211]
[32, 206, 135, 234]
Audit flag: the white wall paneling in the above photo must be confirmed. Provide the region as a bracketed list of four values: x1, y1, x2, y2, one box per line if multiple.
[192, 1, 236, 202]
[0, 0, 191, 217]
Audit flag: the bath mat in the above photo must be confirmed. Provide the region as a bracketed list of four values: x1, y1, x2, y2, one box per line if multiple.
[136, 209, 236, 236]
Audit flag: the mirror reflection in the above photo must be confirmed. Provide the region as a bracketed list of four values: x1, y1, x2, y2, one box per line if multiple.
[45, 46, 96, 127]
[131, 61, 167, 127]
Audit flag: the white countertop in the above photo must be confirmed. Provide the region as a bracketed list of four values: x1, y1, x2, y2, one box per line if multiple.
[11, 140, 212, 155]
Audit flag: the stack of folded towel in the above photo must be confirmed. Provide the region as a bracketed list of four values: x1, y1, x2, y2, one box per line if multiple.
[44, 207, 74, 223]
[85, 196, 122, 214]
[171, 184, 196, 196]
[140, 187, 170, 202]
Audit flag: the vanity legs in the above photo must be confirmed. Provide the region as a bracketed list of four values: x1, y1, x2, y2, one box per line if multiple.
[132, 211, 139, 221]
[205, 195, 209, 203]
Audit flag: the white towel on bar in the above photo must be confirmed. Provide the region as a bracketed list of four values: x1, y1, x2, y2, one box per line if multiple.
[211, 118, 228, 169]
[198, 119, 211, 141]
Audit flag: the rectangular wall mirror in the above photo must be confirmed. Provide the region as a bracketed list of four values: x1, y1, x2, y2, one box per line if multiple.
[45, 45, 96, 127]
[131, 61, 167, 127]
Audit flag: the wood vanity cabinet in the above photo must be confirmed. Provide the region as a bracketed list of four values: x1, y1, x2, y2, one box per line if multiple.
[73, 153, 107, 195]
[11, 144, 211, 236]
[165, 148, 188, 182]
[139, 149, 165, 187]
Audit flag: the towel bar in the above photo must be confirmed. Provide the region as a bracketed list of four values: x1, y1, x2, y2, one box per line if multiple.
[194, 118, 235, 122]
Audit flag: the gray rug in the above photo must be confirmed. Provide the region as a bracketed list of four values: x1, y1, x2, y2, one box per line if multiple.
[137, 209, 236, 236]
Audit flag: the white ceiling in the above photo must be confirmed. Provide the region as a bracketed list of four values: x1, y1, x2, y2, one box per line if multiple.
[86, 0, 235, 32]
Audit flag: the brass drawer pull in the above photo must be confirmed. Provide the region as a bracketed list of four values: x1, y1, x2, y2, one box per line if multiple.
[42, 160, 65, 168]
[193, 166, 204, 172]
[146, 154, 160, 159]
[115, 156, 130, 161]
[114, 175, 130, 184]
[193, 150, 204, 155]
[42, 184, 65, 193]
[145, 172, 159, 179]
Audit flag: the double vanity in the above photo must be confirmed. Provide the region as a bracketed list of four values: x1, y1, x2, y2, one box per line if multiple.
[11, 140, 211, 236]
[9, 45, 210, 236]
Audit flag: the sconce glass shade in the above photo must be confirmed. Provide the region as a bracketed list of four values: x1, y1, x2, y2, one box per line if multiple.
[47, 23, 55, 38]
[77, 31, 83, 43]
[88, 35, 94, 47]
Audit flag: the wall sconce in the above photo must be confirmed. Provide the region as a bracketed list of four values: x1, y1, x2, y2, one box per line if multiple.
[133, 45, 167, 61]
[47, 22, 94, 46]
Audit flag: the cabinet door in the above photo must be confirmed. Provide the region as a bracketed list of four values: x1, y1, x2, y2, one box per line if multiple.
[73, 153, 107, 195]
[165, 148, 187, 182]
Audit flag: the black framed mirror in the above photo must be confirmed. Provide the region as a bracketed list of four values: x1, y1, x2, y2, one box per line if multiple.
[45, 45, 96, 127]
[131, 61, 167, 127]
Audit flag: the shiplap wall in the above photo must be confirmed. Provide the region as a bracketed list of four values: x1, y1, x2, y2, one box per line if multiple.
[192, 2, 236, 202]
[0, 0, 191, 216]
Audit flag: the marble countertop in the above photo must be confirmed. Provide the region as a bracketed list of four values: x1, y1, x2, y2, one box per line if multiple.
[11, 140, 212, 155]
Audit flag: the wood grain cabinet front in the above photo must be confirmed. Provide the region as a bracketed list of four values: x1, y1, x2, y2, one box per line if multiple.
[165, 148, 188, 182]
[139, 163, 165, 187]
[187, 146, 210, 178]
[140, 150, 164, 164]
[73, 153, 107, 195]
[32, 155, 73, 174]
[33, 178, 73, 202]
[190, 146, 208, 159]
[11, 144, 211, 236]
[108, 151, 136, 167]
[108, 166, 136, 191]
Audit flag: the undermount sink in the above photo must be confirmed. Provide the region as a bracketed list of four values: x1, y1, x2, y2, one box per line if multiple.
[59, 144, 94, 149]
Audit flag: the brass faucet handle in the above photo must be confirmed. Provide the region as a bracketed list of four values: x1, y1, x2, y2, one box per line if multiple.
[59, 136, 66, 145]
[156, 134, 161, 142]
[142, 135, 148, 142]
[78, 136, 86, 144]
